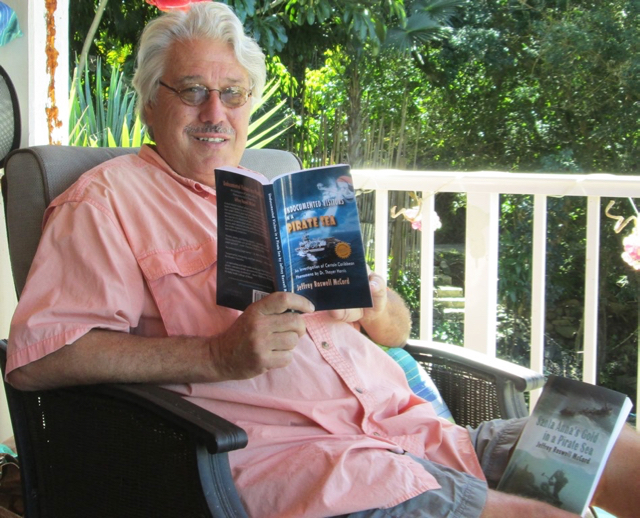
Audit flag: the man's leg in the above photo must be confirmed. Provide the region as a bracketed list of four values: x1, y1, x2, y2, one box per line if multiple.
[470, 418, 580, 517]
[480, 489, 578, 517]
[591, 425, 640, 518]
[472, 418, 640, 518]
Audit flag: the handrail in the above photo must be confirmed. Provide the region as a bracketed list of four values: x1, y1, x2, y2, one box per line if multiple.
[352, 169, 640, 197]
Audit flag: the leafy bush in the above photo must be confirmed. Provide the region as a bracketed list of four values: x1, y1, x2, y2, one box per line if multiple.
[69, 59, 143, 147]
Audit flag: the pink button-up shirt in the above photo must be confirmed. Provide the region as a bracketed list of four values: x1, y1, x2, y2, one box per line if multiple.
[8, 146, 485, 517]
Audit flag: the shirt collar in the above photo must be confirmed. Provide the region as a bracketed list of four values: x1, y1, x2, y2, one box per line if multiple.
[137, 144, 218, 196]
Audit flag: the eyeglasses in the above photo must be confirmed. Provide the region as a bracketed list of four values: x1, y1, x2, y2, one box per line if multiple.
[158, 80, 252, 108]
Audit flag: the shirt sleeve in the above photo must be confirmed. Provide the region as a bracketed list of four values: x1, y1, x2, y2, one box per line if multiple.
[6, 199, 146, 375]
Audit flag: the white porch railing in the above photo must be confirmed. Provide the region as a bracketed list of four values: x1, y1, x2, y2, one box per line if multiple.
[352, 169, 640, 408]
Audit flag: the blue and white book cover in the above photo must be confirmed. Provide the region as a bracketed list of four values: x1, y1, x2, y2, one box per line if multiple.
[271, 164, 372, 311]
[215, 164, 372, 311]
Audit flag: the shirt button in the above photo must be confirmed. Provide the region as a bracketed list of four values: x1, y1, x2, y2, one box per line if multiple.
[373, 432, 381, 437]
[354, 387, 364, 394]
[194, 184, 209, 198]
[321, 341, 330, 349]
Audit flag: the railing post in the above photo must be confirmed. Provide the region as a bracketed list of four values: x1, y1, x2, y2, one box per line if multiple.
[419, 192, 436, 340]
[583, 196, 601, 384]
[464, 192, 499, 356]
[529, 194, 548, 409]
[374, 189, 389, 277]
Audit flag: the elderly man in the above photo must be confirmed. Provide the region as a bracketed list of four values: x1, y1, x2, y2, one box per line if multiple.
[5, 3, 639, 518]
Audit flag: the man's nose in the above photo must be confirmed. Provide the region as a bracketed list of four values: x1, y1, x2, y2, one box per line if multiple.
[198, 90, 227, 124]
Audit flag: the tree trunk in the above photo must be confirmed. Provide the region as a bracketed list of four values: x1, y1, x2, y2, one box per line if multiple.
[345, 59, 363, 167]
[76, 0, 109, 80]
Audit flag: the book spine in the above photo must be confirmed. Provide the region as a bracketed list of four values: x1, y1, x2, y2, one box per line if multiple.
[265, 184, 288, 291]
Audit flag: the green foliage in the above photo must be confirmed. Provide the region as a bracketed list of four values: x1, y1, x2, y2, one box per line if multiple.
[408, 0, 639, 173]
[431, 319, 464, 345]
[70, 0, 157, 76]
[388, 256, 467, 344]
[69, 59, 143, 147]
[391, 267, 422, 338]
[247, 78, 294, 148]
[499, 195, 534, 311]
[385, 0, 465, 53]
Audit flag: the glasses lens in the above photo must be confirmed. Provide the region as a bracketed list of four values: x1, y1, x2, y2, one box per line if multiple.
[180, 86, 208, 106]
[172, 84, 250, 108]
[220, 86, 249, 108]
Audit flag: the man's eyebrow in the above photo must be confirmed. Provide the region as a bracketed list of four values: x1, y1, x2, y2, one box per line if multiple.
[176, 75, 247, 86]
[175, 75, 205, 85]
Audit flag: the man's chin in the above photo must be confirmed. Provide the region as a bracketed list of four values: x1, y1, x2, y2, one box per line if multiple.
[208, 153, 243, 170]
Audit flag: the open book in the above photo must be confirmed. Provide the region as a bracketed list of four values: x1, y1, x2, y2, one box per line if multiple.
[215, 163, 372, 312]
[497, 375, 632, 516]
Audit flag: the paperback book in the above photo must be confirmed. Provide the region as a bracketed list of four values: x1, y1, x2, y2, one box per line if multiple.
[497, 375, 632, 516]
[215, 164, 372, 312]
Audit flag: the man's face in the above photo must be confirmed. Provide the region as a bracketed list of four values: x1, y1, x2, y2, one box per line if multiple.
[145, 38, 252, 186]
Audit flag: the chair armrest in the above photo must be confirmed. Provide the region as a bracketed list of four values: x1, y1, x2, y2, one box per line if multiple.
[100, 382, 247, 454]
[1, 340, 248, 517]
[405, 339, 544, 427]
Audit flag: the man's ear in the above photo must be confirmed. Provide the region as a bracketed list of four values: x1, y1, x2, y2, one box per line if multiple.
[143, 105, 155, 140]
[144, 102, 154, 128]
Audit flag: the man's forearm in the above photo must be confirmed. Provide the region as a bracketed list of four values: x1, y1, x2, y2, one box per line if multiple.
[7, 329, 216, 391]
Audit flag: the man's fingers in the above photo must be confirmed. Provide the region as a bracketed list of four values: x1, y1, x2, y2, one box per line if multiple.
[369, 273, 387, 297]
[252, 291, 315, 316]
[269, 330, 301, 351]
[219, 292, 313, 377]
[327, 308, 364, 322]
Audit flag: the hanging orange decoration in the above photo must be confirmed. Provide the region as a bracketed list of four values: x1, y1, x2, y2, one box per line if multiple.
[44, 0, 62, 145]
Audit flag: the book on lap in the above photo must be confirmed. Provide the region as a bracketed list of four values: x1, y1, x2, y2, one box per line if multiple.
[497, 375, 632, 516]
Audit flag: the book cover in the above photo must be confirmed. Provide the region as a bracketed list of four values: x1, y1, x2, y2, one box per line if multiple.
[497, 375, 632, 516]
[215, 164, 373, 312]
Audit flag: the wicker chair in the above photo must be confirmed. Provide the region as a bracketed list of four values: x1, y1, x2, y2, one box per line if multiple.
[1, 145, 543, 517]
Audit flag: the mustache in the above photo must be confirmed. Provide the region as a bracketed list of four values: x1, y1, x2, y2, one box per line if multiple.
[185, 124, 236, 136]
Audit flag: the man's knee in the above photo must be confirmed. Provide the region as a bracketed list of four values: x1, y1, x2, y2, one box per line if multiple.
[467, 417, 528, 487]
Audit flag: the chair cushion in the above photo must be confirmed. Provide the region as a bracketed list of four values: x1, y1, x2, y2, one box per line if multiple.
[382, 346, 454, 422]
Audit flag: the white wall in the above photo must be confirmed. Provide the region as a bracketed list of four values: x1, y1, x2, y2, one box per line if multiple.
[0, 0, 28, 149]
[0, 0, 69, 442]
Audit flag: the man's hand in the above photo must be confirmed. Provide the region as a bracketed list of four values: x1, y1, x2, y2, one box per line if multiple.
[209, 292, 315, 380]
[326, 272, 411, 347]
[326, 272, 388, 324]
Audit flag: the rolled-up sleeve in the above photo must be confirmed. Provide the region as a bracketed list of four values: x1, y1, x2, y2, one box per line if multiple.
[6, 200, 145, 375]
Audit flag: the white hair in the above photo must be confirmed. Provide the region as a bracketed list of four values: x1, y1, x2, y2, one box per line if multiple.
[132, 2, 266, 127]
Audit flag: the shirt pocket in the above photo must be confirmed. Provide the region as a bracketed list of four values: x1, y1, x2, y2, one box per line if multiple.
[136, 238, 239, 336]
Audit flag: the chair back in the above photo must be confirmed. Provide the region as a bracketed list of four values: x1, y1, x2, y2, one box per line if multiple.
[3, 145, 301, 297]
[0, 145, 301, 517]
[0, 65, 20, 168]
